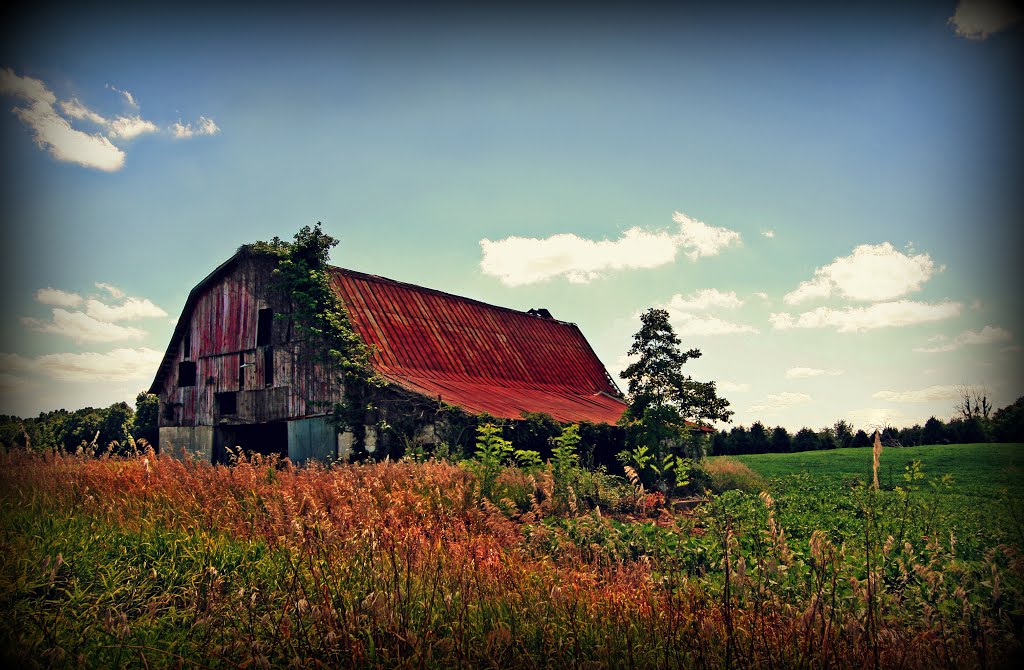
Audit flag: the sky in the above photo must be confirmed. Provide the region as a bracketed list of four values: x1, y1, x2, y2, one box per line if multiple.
[1, 0, 1021, 432]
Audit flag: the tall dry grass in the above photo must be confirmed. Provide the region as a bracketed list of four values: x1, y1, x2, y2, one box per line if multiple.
[0, 448, 1020, 668]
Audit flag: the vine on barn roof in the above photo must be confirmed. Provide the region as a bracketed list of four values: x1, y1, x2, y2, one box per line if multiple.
[246, 224, 381, 456]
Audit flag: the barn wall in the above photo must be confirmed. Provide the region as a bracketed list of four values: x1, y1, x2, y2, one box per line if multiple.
[157, 254, 345, 431]
[159, 426, 214, 462]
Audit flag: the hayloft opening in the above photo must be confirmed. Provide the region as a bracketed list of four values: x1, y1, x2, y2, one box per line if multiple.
[256, 308, 273, 347]
[177, 361, 196, 387]
[216, 391, 237, 415]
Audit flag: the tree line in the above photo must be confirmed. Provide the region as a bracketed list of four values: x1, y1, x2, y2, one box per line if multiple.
[0, 392, 158, 454]
[709, 398, 1024, 456]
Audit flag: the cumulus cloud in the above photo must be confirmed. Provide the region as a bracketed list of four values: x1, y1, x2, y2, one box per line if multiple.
[22, 309, 146, 342]
[35, 287, 83, 307]
[84, 297, 167, 321]
[1, 348, 162, 383]
[750, 392, 812, 414]
[480, 211, 740, 286]
[847, 408, 925, 431]
[718, 381, 751, 393]
[58, 98, 107, 125]
[108, 115, 159, 140]
[785, 367, 845, 379]
[172, 116, 220, 138]
[2, 67, 218, 171]
[95, 282, 125, 300]
[672, 211, 742, 260]
[949, 0, 1021, 40]
[651, 289, 759, 336]
[872, 385, 966, 403]
[762, 230, 775, 238]
[665, 289, 744, 311]
[913, 325, 1012, 353]
[1, 67, 125, 171]
[783, 243, 939, 305]
[769, 300, 961, 333]
[669, 313, 760, 336]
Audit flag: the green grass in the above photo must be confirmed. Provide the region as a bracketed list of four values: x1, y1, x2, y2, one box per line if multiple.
[724, 443, 1024, 497]
[714, 443, 1024, 558]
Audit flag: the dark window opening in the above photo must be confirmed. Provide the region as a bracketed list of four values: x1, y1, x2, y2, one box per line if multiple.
[183, 332, 192, 359]
[238, 353, 246, 391]
[177, 361, 196, 387]
[264, 347, 274, 387]
[256, 308, 273, 347]
[216, 391, 237, 415]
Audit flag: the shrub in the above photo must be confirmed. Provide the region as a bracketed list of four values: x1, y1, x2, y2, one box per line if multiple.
[702, 457, 767, 494]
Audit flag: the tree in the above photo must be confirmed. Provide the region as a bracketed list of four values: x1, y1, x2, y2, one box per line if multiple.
[619, 309, 733, 462]
[991, 397, 1024, 442]
[850, 429, 871, 449]
[818, 427, 837, 450]
[728, 426, 751, 455]
[711, 429, 731, 456]
[770, 425, 791, 453]
[833, 420, 854, 449]
[134, 392, 159, 448]
[956, 384, 992, 421]
[749, 421, 770, 454]
[922, 416, 946, 445]
[792, 427, 820, 452]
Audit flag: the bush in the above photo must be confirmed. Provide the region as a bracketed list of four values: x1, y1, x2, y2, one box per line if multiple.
[702, 457, 767, 494]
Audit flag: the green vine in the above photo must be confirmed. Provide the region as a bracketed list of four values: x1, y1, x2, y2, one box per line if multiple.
[246, 224, 381, 459]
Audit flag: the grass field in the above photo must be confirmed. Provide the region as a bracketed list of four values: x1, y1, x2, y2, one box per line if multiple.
[718, 443, 1024, 558]
[1, 445, 1021, 668]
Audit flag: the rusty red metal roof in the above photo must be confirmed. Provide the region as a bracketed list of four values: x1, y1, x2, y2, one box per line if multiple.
[331, 268, 626, 425]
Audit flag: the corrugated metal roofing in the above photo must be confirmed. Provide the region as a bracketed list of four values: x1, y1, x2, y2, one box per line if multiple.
[331, 268, 627, 425]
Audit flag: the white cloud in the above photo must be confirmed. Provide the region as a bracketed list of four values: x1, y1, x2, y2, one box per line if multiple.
[718, 381, 751, 393]
[669, 313, 760, 336]
[665, 289, 744, 311]
[762, 230, 775, 239]
[480, 211, 740, 286]
[783, 242, 939, 305]
[750, 392, 812, 414]
[172, 116, 220, 138]
[1, 68, 125, 171]
[653, 290, 759, 336]
[107, 83, 139, 108]
[769, 300, 961, 333]
[872, 385, 966, 403]
[95, 282, 125, 300]
[35, 287, 83, 307]
[672, 211, 742, 260]
[1, 348, 162, 383]
[847, 408, 925, 431]
[753, 292, 769, 300]
[22, 309, 146, 342]
[108, 115, 159, 140]
[949, 0, 1021, 40]
[785, 367, 845, 379]
[913, 325, 1012, 353]
[58, 98, 107, 125]
[85, 297, 167, 321]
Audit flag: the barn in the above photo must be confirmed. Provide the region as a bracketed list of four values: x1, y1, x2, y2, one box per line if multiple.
[149, 246, 627, 463]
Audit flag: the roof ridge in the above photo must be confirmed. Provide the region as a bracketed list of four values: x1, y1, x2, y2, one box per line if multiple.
[330, 266, 574, 327]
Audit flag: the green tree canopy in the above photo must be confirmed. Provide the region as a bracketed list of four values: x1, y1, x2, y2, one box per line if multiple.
[619, 308, 732, 459]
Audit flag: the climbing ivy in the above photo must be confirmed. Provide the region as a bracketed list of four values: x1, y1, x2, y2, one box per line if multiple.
[247, 224, 380, 458]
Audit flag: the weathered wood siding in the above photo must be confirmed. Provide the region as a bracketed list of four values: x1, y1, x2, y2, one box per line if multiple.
[157, 254, 344, 428]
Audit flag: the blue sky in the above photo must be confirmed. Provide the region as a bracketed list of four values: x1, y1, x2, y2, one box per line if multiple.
[1, 1, 1021, 431]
